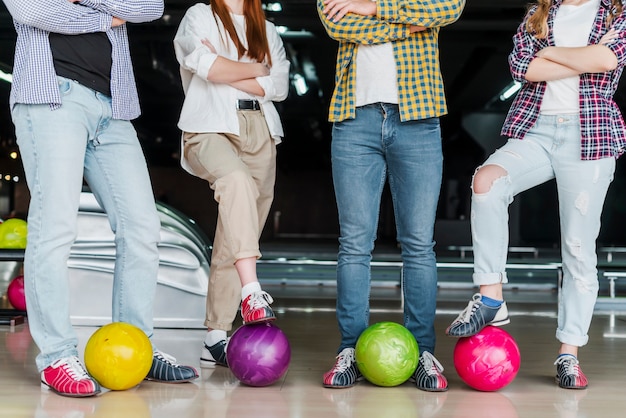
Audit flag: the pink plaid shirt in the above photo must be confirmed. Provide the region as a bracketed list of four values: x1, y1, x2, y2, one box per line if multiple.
[502, 0, 626, 160]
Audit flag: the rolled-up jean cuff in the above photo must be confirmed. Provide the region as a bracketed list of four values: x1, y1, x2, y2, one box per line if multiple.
[556, 330, 588, 347]
[472, 272, 508, 285]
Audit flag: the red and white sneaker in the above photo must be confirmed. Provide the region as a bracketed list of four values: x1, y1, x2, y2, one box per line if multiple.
[241, 291, 276, 324]
[41, 356, 101, 397]
[555, 354, 588, 389]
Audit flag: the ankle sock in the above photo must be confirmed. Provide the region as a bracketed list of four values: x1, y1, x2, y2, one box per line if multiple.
[205, 329, 227, 346]
[241, 281, 262, 300]
[481, 295, 503, 307]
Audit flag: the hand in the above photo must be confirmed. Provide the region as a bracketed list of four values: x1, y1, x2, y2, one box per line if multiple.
[258, 62, 270, 77]
[535, 46, 553, 59]
[322, 0, 377, 22]
[600, 28, 619, 45]
[201, 39, 217, 54]
[111, 17, 126, 27]
[410, 25, 426, 33]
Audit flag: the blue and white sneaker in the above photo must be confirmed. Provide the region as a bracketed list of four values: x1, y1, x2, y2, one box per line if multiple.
[446, 293, 510, 337]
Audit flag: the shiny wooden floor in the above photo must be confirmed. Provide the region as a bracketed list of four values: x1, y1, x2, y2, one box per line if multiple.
[2, 287, 626, 418]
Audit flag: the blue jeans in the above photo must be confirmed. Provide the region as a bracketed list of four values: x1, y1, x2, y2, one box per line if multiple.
[472, 114, 615, 347]
[12, 77, 161, 371]
[331, 103, 443, 354]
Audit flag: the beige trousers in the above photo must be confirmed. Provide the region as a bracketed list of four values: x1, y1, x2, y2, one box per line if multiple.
[183, 110, 276, 331]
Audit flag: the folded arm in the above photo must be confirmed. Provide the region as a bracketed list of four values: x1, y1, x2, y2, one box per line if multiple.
[317, 0, 412, 44]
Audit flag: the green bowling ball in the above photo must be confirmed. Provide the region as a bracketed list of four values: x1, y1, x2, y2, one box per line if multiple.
[0, 218, 27, 249]
[355, 321, 419, 387]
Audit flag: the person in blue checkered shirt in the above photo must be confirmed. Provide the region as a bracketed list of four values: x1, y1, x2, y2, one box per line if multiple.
[317, 0, 465, 391]
[446, 0, 626, 390]
[2, 0, 198, 397]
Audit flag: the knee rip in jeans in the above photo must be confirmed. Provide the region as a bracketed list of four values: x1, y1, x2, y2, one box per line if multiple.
[471, 165, 509, 196]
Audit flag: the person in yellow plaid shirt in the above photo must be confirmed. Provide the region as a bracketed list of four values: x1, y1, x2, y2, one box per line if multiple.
[317, 0, 465, 391]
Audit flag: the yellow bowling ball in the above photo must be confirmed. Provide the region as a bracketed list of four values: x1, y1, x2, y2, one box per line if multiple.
[0, 218, 27, 249]
[84, 322, 153, 391]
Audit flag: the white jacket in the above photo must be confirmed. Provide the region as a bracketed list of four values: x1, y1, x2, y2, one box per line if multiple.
[173, 3, 290, 171]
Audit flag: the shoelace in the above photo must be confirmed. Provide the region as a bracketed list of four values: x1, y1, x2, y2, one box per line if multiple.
[555, 356, 580, 374]
[246, 291, 274, 309]
[420, 352, 444, 376]
[56, 356, 90, 380]
[458, 295, 482, 322]
[154, 350, 180, 368]
[333, 349, 355, 373]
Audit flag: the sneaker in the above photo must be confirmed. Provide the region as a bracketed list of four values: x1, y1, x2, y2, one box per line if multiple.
[410, 352, 448, 392]
[554, 355, 588, 389]
[323, 348, 362, 388]
[145, 350, 199, 383]
[200, 339, 228, 368]
[445, 293, 510, 337]
[241, 291, 276, 324]
[40, 356, 101, 398]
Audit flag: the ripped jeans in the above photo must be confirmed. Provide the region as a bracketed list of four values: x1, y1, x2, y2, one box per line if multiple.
[471, 114, 615, 346]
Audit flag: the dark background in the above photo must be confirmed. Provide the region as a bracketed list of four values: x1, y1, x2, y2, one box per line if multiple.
[1, 0, 625, 249]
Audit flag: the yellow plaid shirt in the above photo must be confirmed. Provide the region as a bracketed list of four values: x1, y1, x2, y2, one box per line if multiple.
[317, 0, 465, 122]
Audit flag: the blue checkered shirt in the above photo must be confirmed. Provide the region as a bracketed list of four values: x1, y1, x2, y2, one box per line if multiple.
[3, 0, 164, 121]
[317, 0, 466, 122]
[502, 0, 626, 160]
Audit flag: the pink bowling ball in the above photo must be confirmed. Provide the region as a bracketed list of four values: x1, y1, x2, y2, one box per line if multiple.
[453, 326, 520, 391]
[7, 275, 26, 311]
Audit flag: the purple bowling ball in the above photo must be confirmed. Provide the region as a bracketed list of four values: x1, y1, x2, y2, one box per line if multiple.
[227, 322, 291, 387]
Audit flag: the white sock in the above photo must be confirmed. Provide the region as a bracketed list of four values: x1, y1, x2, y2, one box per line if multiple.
[205, 329, 227, 346]
[241, 281, 262, 300]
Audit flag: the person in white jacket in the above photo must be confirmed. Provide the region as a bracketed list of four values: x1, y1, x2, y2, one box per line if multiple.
[174, 0, 290, 368]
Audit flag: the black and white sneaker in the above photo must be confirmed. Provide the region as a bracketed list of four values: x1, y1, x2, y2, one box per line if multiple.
[200, 339, 229, 368]
[145, 350, 199, 383]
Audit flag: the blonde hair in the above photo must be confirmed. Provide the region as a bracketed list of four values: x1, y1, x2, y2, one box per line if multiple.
[525, 0, 623, 38]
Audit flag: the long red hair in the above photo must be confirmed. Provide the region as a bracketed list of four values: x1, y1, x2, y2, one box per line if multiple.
[526, 0, 623, 38]
[210, 0, 272, 66]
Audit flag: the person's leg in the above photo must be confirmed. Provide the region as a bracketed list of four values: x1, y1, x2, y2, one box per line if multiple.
[447, 115, 558, 337]
[323, 104, 386, 388]
[236, 110, 277, 324]
[383, 108, 446, 391]
[82, 94, 160, 338]
[385, 110, 442, 355]
[13, 77, 97, 396]
[550, 115, 615, 389]
[83, 89, 197, 383]
[184, 131, 262, 332]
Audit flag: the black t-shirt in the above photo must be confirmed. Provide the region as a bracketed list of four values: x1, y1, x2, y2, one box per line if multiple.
[49, 32, 113, 96]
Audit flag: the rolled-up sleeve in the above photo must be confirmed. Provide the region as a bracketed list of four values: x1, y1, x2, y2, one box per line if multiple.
[256, 25, 290, 102]
[605, 15, 626, 67]
[508, 20, 539, 83]
[173, 9, 218, 82]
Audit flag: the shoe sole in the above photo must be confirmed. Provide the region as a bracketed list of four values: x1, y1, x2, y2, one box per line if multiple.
[555, 377, 588, 390]
[446, 318, 511, 338]
[41, 382, 101, 398]
[144, 376, 199, 384]
[408, 377, 449, 392]
[199, 358, 228, 368]
[243, 316, 277, 325]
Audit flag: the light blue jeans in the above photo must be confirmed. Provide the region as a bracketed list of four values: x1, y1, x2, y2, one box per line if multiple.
[472, 114, 615, 347]
[12, 77, 161, 371]
[332, 103, 443, 354]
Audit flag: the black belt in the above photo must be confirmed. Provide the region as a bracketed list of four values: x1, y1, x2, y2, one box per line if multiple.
[237, 99, 261, 110]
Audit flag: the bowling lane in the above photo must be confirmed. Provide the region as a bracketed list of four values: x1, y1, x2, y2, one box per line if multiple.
[2, 297, 626, 417]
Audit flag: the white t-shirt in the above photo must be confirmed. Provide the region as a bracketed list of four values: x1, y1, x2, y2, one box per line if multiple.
[355, 0, 398, 106]
[356, 42, 399, 106]
[540, 0, 600, 115]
